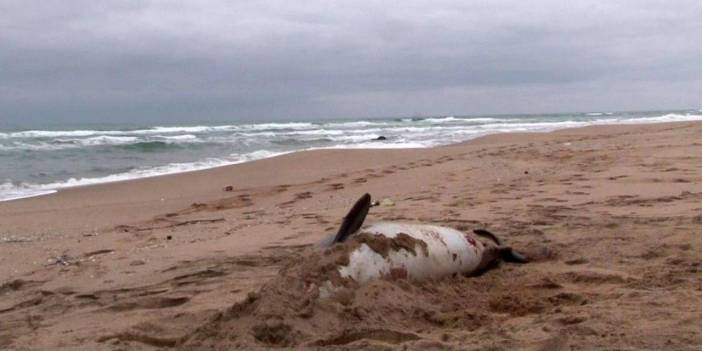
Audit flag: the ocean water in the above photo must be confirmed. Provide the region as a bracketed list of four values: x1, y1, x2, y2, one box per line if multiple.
[1, 109, 701, 201]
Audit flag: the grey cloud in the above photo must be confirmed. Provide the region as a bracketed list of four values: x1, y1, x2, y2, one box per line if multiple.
[1, 0, 701, 125]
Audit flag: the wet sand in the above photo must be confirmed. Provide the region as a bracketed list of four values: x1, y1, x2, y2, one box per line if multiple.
[1, 121, 701, 350]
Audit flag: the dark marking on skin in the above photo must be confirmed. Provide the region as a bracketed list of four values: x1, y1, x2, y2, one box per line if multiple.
[425, 230, 447, 246]
[352, 232, 430, 258]
[452, 253, 458, 262]
[464, 234, 477, 247]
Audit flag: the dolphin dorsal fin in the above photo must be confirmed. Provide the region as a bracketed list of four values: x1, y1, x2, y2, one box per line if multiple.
[331, 193, 371, 244]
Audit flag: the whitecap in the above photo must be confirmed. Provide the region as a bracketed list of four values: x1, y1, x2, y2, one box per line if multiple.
[0, 181, 58, 201]
[152, 134, 201, 142]
[243, 122, 315, 130]
[423, 116, 458, 123]
[462, 117, 500, 122]
[5, 111, 702, 202]
[79, 136, 140, 146]
[323, 121, 385, 128]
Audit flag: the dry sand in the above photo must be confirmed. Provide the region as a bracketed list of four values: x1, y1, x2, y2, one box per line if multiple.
[1, 121, 701, 350]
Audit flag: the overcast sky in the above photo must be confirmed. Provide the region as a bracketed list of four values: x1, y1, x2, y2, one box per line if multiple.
[1, 1, 701, 125]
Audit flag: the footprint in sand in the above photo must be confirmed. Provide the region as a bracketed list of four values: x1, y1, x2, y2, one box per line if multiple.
[107, 296, 190, 312]
[275, 184, 290, 193]
[295, 191, 312, 200]
[278, 192, 313, 207]
[327, 183, 345, 190]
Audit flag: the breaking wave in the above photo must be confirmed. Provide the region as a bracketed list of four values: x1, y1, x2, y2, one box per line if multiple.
[2, 110, 701, 201]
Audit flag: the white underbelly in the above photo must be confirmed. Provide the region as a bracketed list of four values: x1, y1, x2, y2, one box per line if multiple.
[338, 222, 485, 284]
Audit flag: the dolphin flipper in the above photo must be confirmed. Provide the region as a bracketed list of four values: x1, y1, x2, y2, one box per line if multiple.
[473, 229, 502, 245]
[328, 193, 371, 245]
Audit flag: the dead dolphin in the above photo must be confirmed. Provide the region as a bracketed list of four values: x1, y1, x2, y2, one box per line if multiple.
[321, 193, 527, 285]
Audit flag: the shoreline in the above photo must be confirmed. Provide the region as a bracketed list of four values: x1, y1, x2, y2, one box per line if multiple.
[0, 120, 697, 236]
[3, 118, 700, 204]
[2, 120, 702, 349]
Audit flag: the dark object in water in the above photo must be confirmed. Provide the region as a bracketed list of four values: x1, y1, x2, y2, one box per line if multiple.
[374, 136, 387, 141]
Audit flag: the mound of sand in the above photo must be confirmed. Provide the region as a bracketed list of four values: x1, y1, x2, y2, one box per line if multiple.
[178, 240, 555, 350]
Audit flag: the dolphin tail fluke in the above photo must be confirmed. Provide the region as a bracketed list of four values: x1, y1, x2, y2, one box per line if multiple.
[329, 193, 371, 245]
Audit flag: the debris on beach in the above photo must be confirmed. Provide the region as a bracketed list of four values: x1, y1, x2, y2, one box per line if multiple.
[380, 198, 395, 207]
[1, 235, 33, 244]
[49, 255, 72, 266]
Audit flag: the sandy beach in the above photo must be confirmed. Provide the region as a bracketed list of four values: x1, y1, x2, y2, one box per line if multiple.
[1, 121, 701, 350]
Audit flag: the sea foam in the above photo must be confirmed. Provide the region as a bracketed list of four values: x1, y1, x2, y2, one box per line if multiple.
[0, 150, 289, 201]
[2, 110, 701, 201]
